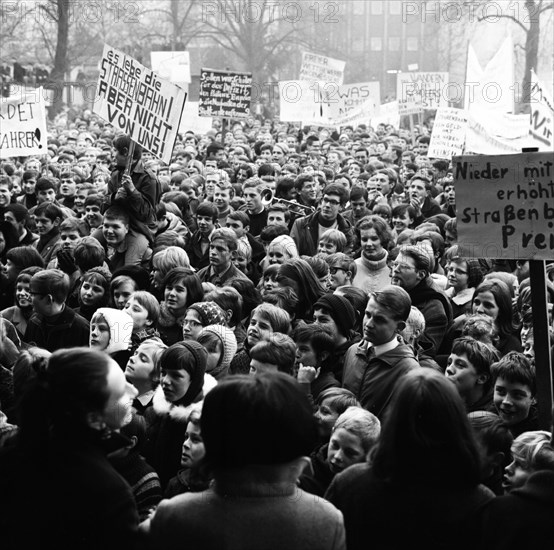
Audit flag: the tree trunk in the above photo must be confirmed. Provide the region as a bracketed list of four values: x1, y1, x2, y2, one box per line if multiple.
[48, 0, 69, 118]
[521, 0, 540, 113]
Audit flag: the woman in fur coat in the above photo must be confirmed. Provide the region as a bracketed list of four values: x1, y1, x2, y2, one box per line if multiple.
[144, 340, 217, 489]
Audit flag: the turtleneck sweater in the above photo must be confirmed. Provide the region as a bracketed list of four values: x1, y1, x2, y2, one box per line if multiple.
[353, 250, 391, 294]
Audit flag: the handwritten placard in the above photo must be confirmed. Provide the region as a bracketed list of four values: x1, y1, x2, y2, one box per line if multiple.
[0, 88, 47, 158]
[94, 44, 187, 164]
[455, 152, 554, 260]
[199, 68, 252, 119]
[428, 107, 468, 159]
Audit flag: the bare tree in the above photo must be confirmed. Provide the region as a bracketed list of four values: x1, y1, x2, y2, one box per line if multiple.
[200, 0, 312, 83]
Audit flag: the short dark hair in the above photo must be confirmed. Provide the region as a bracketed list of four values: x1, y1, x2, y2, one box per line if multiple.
[201, 372, 318, 469]
[196, 201, 219, 222]
[113, 134, 142, 160]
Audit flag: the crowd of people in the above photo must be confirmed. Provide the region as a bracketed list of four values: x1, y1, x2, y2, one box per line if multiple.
[0, 105, 553, 549]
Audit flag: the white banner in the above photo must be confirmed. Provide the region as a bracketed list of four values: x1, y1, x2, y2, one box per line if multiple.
[0, 87, 48, 158]
[94, 45, 187, 164]
[529, 69, 554, 151]
[150, 51, 191, 84]
[464, 36, 514, 114]
[428, 107, 468, 159]
[299, 52, 345, 85]
[371, 101, 401, 129]
[465, 107, 533, 155]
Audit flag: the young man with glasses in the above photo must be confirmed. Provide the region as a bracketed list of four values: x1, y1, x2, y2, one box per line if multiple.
[390, 245, 453, 358]
[290, 183, 353, 257]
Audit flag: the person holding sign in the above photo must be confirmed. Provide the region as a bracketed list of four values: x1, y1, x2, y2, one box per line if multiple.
[105, 135, 161, 244]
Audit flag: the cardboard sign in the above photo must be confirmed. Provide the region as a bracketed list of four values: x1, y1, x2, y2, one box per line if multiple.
[150, 51, 191, 84]
[94, 45, 187, 164]
[530, 69, 554, 151]
[455, 152, 554, 260]
[299, 51, 345, 85]
[278, 80, 331, 124]
[0, 87, 47, 158]
[397, 72, 448, 113]
[428, 107, 468, 159]
[198, 68, 252, 119]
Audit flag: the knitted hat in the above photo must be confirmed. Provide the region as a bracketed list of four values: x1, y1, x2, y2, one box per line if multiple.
[188, 301, 227, 327]
[93, 307, 133, 355]
[200, 324, 238, 368]
[313, 293, 357, 337]
[269, 235, 298, 260]
[85, 265, 112, 285]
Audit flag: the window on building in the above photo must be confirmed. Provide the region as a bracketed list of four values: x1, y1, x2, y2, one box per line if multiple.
[407, 37, 418, 51]
[389, 37, 400, 51]
[371, 37, 383, 51]
[370, 1, 383, 15]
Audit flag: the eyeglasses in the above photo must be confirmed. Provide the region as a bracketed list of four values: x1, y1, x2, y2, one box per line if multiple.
[329, 266, 347, 274]
[390, 262, 416, 272]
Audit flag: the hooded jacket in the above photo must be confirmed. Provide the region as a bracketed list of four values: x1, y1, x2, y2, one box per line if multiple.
[146, 374, 217, 489]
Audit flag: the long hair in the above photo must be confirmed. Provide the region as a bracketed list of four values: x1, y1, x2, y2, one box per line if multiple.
[16, 348, 112, 449]
[276, 258, 326, 319]
[472, 278, 515, 340]
[371, 369, 482, 488]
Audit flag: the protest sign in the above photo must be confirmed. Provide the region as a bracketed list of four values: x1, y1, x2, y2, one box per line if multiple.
[455, 151, 554, 260]
[198, 69, 252, 119]
[299, 52, 345, 85]
[150, 51, 191, 84]
[326, 81, 380, 122]
[179, 101, 213, 135]
[397, 72, 448, 114]
[278, 80, 332, 125]
[465, 108, 533, 155]
[94, 45, 187, 164]
[371, 101, 400, 128]
[530, 69, 554, 151]
[0, 88, 47, 158]
[428, 107, 468, 159]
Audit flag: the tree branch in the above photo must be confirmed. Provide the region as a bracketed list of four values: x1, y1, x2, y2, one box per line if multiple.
[477, 13, 529, 33]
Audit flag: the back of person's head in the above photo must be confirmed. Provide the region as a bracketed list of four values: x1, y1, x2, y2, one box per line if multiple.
[152, 246, 191, 275]
[315, 387, 360, 411]
[119, 412, 148, 454]
[17, 348, 116, 447]
[31, 269, 70, 304]
[333, 406, 381, 454]
[204, 286, 243, 327]
[12, 347, 52, 402]
[201, 372, 318, 469]
[225, 277, 263, 320]
[250, 333, 297, 375]
[372, 368, 482, 487]
[261, 286, 298, 320]
[399, 306, 426, 346]
[73, 237, 106, 272]
[511, 430, 554, 472]
[491, 352, 536, 396]
[111, 265, 151, 292]
[461, 313, 499, 349]
[6, 246, 45, 270]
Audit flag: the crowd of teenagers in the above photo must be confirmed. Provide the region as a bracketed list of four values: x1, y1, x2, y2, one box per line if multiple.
[1, 106, 554, 549]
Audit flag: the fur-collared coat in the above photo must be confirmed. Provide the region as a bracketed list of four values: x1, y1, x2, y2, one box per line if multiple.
[144, 375, 217, 489]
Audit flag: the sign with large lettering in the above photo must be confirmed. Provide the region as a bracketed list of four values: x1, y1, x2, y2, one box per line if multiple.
[0, 88, 47, 158]
[299, 51, 345, 85]
[455, 152, 554, 260]
[150, 51, 191, 84]
[530, 69, 554, 151]
[198, 68, 252, 119]
[94, 45, 187, 164]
